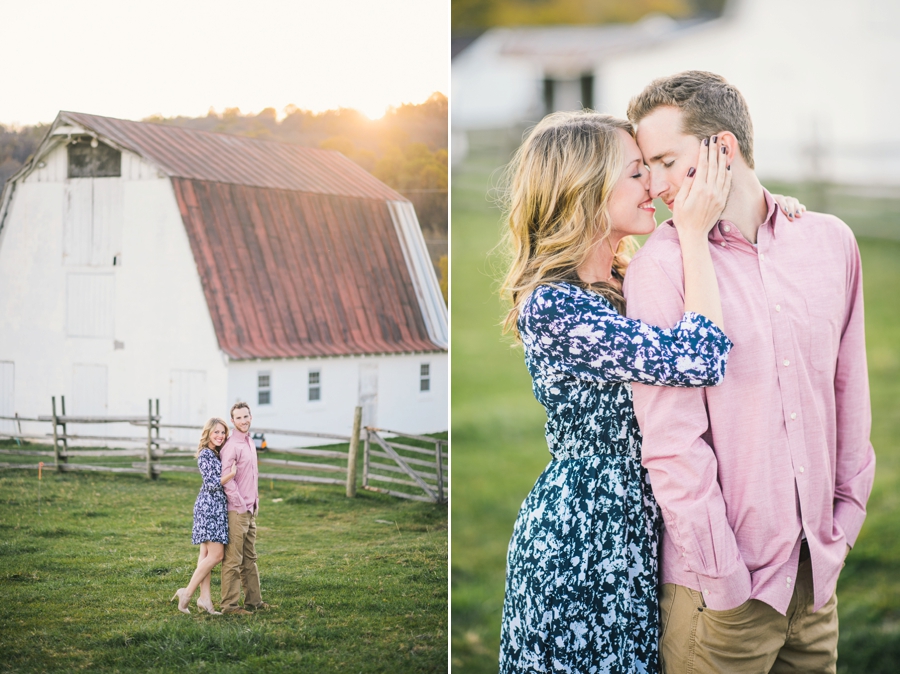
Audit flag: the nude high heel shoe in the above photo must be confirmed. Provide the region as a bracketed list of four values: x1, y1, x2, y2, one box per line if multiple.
[197, 598, 222, 615]
[170, 588, 190, 614]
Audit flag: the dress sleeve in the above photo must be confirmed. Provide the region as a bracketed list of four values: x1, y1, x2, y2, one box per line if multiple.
[520, 285, 733, 387]
[197, 451, 221, 490]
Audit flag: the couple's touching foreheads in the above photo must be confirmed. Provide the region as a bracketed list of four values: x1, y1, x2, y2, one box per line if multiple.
[172, 402, 270, 616]
[498, 71, 874, 673]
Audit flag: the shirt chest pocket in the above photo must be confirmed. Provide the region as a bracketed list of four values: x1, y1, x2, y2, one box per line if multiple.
[805, 296, 842, 373]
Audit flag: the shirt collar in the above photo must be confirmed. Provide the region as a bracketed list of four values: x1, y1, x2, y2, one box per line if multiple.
[708, 188, 779, 243]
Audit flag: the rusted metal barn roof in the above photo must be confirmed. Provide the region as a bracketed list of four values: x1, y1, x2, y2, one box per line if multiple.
[60, 111, 404, 201]
[173, 179, 440, 358]
[26, 111, 445, 359]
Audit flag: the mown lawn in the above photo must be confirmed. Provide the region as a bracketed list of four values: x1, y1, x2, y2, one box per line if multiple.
[450, 149, 900, 673]
[0, 462, 447, 673]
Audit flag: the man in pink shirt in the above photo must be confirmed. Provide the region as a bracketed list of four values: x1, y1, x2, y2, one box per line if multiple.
[219, 401, 267, 614]
[623, 72, 875, 672]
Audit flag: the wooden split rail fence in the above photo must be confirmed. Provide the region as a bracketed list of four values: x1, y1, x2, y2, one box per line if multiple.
[362, 427, 447, 503]
[0, 398, 448, 503]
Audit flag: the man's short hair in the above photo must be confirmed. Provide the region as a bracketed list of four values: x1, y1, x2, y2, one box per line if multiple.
[230, 401, 250, 419]
[627, 70, 755, 169]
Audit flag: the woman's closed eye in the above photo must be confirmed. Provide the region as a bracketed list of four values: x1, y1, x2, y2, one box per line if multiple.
[663, 161, 675, 169]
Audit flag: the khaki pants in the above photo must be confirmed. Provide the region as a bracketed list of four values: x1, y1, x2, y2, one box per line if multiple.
[660, 558, 838, 674]
[221, 510, 262, 611]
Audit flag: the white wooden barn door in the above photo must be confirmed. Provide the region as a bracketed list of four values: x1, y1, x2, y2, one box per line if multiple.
[71, 364, 109, 438]
[359, 363, 378, 429]
[169, 370, 206, 444]
[63, 178, 123, 267]
[0, 362, 14, 435]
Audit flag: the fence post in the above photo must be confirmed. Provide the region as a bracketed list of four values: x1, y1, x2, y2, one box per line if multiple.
[60, 396, 69, 466]
[346, 406, 362, 498]
[146, 399, 157, 480]
[435, 440, 445, 504]
[51, 396, 61, 472]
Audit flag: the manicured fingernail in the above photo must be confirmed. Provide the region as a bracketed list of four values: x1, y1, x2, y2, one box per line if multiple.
[712, 136, 718, 143]
[721, 145, 727, 154]
[687, 167, 696, 177]
[727, 165, 731, 170]
[704, 138, 709, 146]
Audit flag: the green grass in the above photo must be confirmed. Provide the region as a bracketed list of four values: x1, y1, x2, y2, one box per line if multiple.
[450, 148, 900, 673]
[0, 460, 447, 673]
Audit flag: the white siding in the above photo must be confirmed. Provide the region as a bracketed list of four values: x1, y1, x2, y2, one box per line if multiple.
[63, 180, 93, 265]
[66, 273, 115, 338]
[358, 363, 379, 428]
[0, 361, 14, 435]
[71, 364, 108, 414]
[227, 352, 447, 447]
[0, 142, 229, 435]
[170, 370, 207, 443]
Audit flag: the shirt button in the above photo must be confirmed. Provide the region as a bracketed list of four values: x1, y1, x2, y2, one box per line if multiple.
[704, 589, 710, 595]
[783, 359, 790, 366]
[799, 466, 805, 473]
[790, 412, 797, 420]
[723, 224, 731, 233]
[775, 304, 782, 312]
[683, 552, 687, 557]
[759, 253, 765, 260]
[720, 241, 726, 247]
[787, 576, 792, 584]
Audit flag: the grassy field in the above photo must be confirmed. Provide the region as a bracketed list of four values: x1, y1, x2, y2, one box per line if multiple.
[450, 149, 900, 673]
[0, 455, 447, 673]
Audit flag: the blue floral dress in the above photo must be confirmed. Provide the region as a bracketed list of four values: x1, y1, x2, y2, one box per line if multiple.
[192, 448, 229, 545]
[499, 283, 733, 674]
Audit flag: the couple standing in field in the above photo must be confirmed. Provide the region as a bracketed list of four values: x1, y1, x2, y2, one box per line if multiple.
[498, 71, 875, 673]
[171, 402, 269, 616]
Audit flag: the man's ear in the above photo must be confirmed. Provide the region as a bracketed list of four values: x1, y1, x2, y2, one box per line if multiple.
[717, 131, 739, 166]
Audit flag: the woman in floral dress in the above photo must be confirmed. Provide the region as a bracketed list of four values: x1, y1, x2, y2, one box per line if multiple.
[498, 111, 802, 672]
[171, 416, 236, 615]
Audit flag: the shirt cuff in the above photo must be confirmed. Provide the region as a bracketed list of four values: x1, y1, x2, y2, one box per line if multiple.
[681, 311, 735, 351]
[834, 499, 867, 548]
[695, 564, 752, 611]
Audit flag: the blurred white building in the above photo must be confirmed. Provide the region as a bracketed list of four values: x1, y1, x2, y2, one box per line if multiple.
[452, 0, 900, 186]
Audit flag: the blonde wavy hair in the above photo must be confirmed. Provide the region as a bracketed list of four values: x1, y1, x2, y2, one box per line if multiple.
[196, 417, 230, 458]
[499, 111, 637, 338]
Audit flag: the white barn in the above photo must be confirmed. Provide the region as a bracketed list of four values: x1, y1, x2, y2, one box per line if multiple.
[452, 0, 900, 186]
[0, 112, 448, 444]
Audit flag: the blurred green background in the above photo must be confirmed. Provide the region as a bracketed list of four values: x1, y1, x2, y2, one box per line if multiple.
[449, 138, 900, 672]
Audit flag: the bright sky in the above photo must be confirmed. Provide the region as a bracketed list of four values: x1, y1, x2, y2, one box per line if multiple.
[1, 0, 448, 126]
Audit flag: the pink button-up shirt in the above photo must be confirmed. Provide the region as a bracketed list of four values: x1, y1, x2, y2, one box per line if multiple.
[220, 429, 259, 514]
[623, 190, 875, 614]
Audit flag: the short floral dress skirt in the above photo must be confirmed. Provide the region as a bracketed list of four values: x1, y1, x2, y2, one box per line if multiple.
[192, 448, 229, 545]
[499, 283, 733, 674]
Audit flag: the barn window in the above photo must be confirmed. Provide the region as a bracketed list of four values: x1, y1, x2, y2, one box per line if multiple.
[420, 363, 430, 392]
[308, 369, 321, 402]
[257, 372, 271, 406]
[67, 138, 121, 178]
